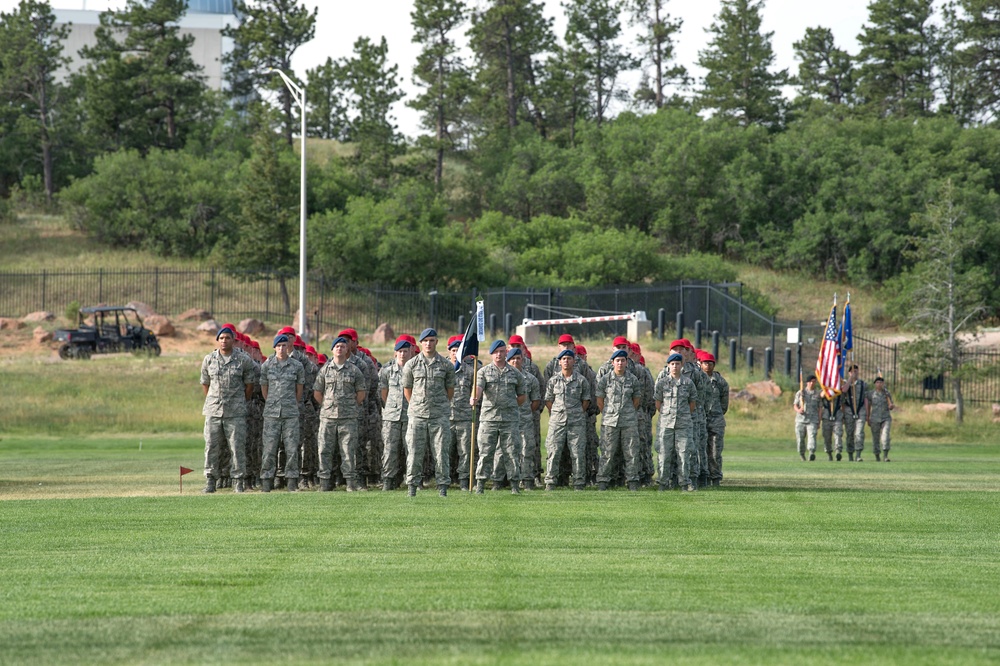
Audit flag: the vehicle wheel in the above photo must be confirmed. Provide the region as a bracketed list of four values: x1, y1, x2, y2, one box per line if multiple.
[58, 343, 73, 360]
[148, 342, 161, 357]
[77, 347, 92, 360]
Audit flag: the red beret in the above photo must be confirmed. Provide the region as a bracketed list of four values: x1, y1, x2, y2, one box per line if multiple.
[316, 353, 327, 365]
[222, 323, 237, 332]
[558, 334, 575, 345]
[612, 336, 630, 347]
[679, 338, 694, 349]
[336, 329, 358, 341]
[305, 345, 317, 356]
[629, 342, 641, 353]
[508, 334, 525, 346]
[669, 339, 687, 350]
[404, 334, 417, 346]
[293, 335, 305, 348]
[639, 354, 646, 365]
[447, 335, 463, 348]
[250, 340, 260, 349]
[697, 350, 716, 363]
[277, 326, 296, 335]
[575, 345, 587, 356]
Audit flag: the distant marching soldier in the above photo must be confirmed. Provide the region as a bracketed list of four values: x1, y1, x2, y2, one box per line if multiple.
[595, 349, 641, 491]
[447, 335, 479, 490]
[794, 374, 822, 461]
[543, 348, 591, 491]
[402, 328, 455, 497]
[821, 393, 845, 461]
[509, 349, 541, 490]
[698, 350, 729, 486]
[868, 376, 895, 462]
[200, 325, 256, 493]
[471, 340, 527, 494]
[379, 336, 412, 490]
[314, 336, 368, 491]
[259, 333, 305, 492]
[842, 364, 868, 461]
[654, 352, 697, 491]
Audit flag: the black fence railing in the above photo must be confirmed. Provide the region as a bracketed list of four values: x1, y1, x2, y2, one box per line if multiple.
[3, 268, 998, 403]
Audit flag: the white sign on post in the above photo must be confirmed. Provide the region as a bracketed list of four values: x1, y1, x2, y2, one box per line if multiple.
[786, 328, 800, 345]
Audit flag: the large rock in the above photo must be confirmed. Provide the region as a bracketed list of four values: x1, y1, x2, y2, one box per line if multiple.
[730, 389, 757, 404]
[372, 323, 395, 345]
[744, 380, 782, 400]
[22, 311, 55, 323]
[177, 308, 212, 322]
[125, 301, 156, 318]
[197, 319, 220, 335]
[33, 326, 52, 344]
[238, 318, 265, 336]
[0, 318, 25, 330]
[144, 314, 175, 337]
[923, 402, 956, 413]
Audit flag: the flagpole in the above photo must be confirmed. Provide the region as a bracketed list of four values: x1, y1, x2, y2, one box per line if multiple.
[469, 366, 478, 491]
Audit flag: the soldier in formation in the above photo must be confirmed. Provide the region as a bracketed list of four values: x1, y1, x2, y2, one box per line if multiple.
[595, 349, 641, 491]
[447, 335, 478, 490]
[402, 328, 455, 497]
[654, 352, 697, 491]
[542, 349, 590, 491]
[259, 333, 304, 492]
[842, 364, 868, 461]
[794, 375, 822, 461]
[378, 336, 412, 490]
[314, 336, 368, 491]
[471, 341, 526, 494]
[698, 350, 729, 486]
[868, 376, 895, 462]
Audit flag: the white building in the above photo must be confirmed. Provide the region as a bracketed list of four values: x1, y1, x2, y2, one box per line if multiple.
[53, 0, 238, 91]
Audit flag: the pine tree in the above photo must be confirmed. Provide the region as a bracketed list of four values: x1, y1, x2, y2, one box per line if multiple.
[792, 27, 855, 105]
[305, 57, 349, 140]
[854, 0, 936, 117]
[952, 0, 1000, 122]
[695, 0, 787, 127]
[627, 0, 688, 109]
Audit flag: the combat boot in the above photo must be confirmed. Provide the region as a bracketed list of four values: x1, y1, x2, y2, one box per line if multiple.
[458, 478, 469, 492]
[438, 484, 448, 497]
[408, 484, 417, 497]
[848, 451, 855, 461]
[627, 481, 640, 492]
[598, 482, 609, 491]
[875, 452, 881, 461]
[523, 479, 535, 491]
[234, 479, 245, 493]
[202, 477, 216, 494]
[474, 480, 485, 494]
[320, 478, 334, 492]
[836, 452, 842, 461]
[287, 478, 299, 492]
[574, 484, 584, 492]
[261, 478, 273, 493]
[382, 480, 392, 491]
[685, 483, 697, 492]
[808, 452, 816, 461]
[511, 485, 520, 495]
[545, 483, 555, 491]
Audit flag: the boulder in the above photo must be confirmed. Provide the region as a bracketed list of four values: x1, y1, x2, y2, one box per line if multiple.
[197, 319, 220, 335]
[372, 323, 395, 345]
[238, 318, 265, 336]
[992, 403, 1000, 419]
[177, 308, 212, 322]
[730, 389, 757, 404]
[744, 380, 782, 400]
[0, 318, 25, 330]
[144, 314, 175, 337]
[125, 301, 156, 318]
[22, 311, 55, 323]
[33, 326, 52, 344]
[922, 402, 956, 413]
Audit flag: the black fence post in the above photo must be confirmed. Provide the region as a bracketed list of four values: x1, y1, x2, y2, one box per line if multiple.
[796, 319, 803, 381]
[694, 320, 703, 349]
[746, 347, 754, 375]
[784, 347, 792, 377]
[41, 269, 46, 311]
[657, 308, 665, 340]
[458, 315, 465, 335]
[504, 313, 512, 337]
[712, 331, 720, 362]
[675, 311, 683, 341]
[729, 339, 737, 372]
[154, 267, 159, 313]
[738, 283, 744, 352]
[765, 347, 773, 379]
[210, 268, 215, 317]
[490, 313, 497, 337]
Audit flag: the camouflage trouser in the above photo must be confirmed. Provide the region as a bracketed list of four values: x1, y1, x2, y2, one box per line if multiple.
[381, 419, 406, 485]
[518, 417, 536, 484]
[545, 420, 586, 487]
[706, 416, 726, 482]
[586, 413, 600, 485]
[476, 420, 520, 483]
[637, 410, 654, 482]
[449, 420, 473, 484]
[262, 416, 300, 479]
[361, 401, 383, 484]
[871, 419, 891, 453]
[658, 424, 691, 488]
[247, 397, 264, 480]
[406, 415, 451, 488]
[691, 411, 708, 480]
[204, 416, 247, 480]
[844, 415, 865, 455]
[598, 422, 640, 484]
[822, 415, 843, 454]
[796, 420, 818, 457]
[319, 417, 358, 483]
[533, 410, 543, 480]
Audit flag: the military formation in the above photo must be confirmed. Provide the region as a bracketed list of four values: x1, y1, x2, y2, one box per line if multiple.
[793, 364, 895, 462]
[199, 324, 736, 494]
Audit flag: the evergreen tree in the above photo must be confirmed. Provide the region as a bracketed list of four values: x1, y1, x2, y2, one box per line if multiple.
[0, 0, 70, 200]
[340, 36, 405, 186]
[78, 0, 209, 154]
[541, 43, 590, 144]
[855, 0, 936, 117]
[936, 3, 977, 124]
[563, 0, 639, 126]
[409, 0, 472, 188]
[695, 0, 787, 127]
[305, 57, 349, 140]
[952, 0, 1000, 122]
[627, 0, 688, 109]
[224, 0, 317, 145]
[467, 0, 556, 136]
[792, 27, 855, 105]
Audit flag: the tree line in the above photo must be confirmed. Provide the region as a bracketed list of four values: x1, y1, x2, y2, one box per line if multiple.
[0, 0, 997, 322]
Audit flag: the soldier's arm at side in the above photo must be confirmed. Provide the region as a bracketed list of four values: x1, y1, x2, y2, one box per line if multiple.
[202, 383, 210, 397]
[516, 392, 526, 406]
[404, 388, 413, 403]
[596, 397, 604, 412]
[581, 399, 589, 412]
[313, 390, 323, 404]
[244, 383, 254, 400]
[296, 384, 303, 402]
[689, 401, 695, 413]
[632, 397, 640, 410]
[356, 390, 367, 405]
[261, 385, 269, 400]
[380, 388, 389, 405]
[531, 398, 540, 412]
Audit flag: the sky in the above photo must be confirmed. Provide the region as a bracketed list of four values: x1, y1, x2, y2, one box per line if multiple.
[3, 0, 875, 137]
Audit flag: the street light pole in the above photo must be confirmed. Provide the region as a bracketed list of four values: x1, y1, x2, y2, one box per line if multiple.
[271, 68, 309, 342]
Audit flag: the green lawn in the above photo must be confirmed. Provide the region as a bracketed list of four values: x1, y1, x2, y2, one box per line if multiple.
[2, 434, 999, 665]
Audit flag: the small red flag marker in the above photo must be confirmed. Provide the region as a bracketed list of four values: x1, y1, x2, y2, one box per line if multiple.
[180, 466, 194, 493]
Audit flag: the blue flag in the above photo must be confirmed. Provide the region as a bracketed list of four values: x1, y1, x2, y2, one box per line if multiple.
[839, 295, 852, 377]
[455, 302, 483, 372]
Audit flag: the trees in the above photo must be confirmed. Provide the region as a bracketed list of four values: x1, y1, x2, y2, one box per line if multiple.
[854, 0, 936, 117]
[224, 0, 317, 145]
[0, 0, 70, 202]
[304, 57, 348, 140]
[696, 0, 787, 128]
[627, 0, 688, 109]
[889, 181, 990, 423]
[950, 0, 1000, 123]
[792, 27, 855, 106]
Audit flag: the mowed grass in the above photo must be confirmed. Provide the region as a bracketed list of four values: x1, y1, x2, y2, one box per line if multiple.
[2, 435, 1000, 665]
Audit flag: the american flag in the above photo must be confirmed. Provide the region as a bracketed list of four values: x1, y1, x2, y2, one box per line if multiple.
[816, 298, 842, 399]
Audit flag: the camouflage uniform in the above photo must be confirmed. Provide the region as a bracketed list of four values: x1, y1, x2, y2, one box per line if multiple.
[654, 370, 697, 489]
[475, 363, 525, 485]
[544, 356, 597, 487]
[842, 378, 868, 459]
[636, 363, 656, 485]
[822, 394, 844, 459]
[683, 361, 710, 486]
[379, 359, 408, 488]
[794, 387, 822, 459]
[596, 370, 641, 486]
[200, 348, 256, 482]
[259, 355, 305, 481]
[517, 367, 541, 485]
[595, 356, 643, 486]
[246, 356, 264, 488]
[869, 387, 893, 457]
[314, 360, 367, 487]
[300, 355, 321, 486]
[523, 356, 545, 482]
[350, 351, 381, 488]
[449, 358, 478, 487]
[402, 351, 455, 489]
[543, 370, 590, 488]
[705, 371, 730, 484]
